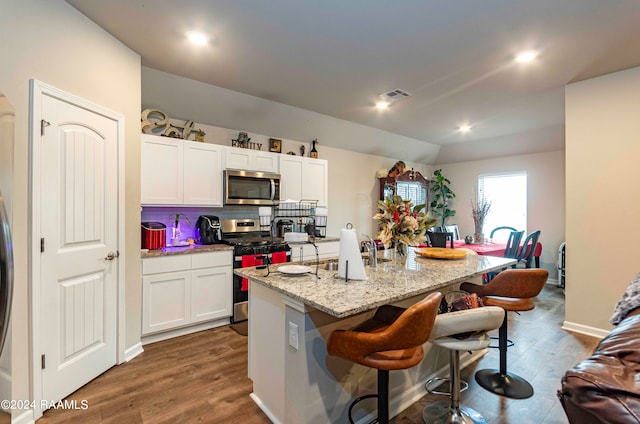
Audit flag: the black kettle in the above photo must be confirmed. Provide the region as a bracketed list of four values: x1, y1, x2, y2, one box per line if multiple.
[196, 215, 222, 244]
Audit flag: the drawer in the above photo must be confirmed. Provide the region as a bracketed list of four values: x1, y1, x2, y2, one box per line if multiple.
[143, 255, 191, 275]
[191, 250, 233, 270]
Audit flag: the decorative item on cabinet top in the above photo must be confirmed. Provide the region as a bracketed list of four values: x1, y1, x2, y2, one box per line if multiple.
[232, 132, 263, 151]
[141, 108, 205, 141]
[269, 138, 282, 153]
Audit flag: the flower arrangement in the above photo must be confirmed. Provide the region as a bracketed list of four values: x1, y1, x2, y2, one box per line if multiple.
[471, 197, 492, 235]
[373, 195, 437, 248]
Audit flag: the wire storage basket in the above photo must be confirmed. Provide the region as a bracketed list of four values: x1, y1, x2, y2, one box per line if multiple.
[273, 200, 326, 238]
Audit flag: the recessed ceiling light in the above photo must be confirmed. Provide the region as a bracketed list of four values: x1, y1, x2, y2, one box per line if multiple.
[458, 125, 471, 133]
[515, 50, 538, 63]
[376, 101, 390, 110]
[187, 32, 208, 46]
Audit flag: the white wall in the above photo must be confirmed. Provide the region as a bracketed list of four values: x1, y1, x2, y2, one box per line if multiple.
[436, 150, 565, 279]
[566, 66, 640, 332]
[0, 0, 141, 413]
[321, 146, 432, 238]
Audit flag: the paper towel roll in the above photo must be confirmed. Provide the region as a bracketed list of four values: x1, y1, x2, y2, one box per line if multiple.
[258, 207, 272, 216]
[339, 228, 367, 280]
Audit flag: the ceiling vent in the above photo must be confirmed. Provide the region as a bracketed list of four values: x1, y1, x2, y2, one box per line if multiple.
[379, 88, 412, 103]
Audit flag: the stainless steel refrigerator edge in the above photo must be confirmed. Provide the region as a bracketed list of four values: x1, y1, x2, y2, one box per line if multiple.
[0, 90, 14, 414]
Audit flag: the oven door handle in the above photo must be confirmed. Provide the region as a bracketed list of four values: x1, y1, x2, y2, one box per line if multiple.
[234, 251, 291, 262]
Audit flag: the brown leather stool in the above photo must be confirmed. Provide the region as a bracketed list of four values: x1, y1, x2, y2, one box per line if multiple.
[327, 292, 442, 424]
[460, 269, 548, 399]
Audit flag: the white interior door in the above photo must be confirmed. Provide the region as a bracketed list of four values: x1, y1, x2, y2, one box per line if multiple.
[39, 92, 118, 404]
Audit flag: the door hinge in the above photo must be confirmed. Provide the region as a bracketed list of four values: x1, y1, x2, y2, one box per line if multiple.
[40, 237, 45, 253]
[41, 354, 46, 369]
[41, 119, 51, 136]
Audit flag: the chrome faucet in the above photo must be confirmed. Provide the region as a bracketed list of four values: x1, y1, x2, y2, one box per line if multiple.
[362, 234, 377, 268]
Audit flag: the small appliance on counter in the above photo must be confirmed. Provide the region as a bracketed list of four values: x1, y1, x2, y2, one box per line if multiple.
[275, 219, 294, 238]
[141, 222, 166, 250]
[196, 215, 223, 245]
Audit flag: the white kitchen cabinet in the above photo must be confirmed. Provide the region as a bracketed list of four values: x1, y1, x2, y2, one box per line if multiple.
[141, 135, 183, 204]
[141, 134, 223, 206]
[142, 250, 233, 336]
[183, 142, 224, 205]
[142, 270, 190, 334]
[279, 155, 328, 207]
[225, 147, 279, 173]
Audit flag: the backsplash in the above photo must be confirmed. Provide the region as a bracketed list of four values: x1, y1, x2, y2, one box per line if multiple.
[141, 205, 263, 245]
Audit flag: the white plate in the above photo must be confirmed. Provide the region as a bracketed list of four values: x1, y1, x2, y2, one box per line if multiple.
[278, 265, 312, 275]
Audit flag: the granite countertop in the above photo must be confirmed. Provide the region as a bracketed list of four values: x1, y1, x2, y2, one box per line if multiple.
[234, 249, 516, 318]
[141, 243, 233, 258]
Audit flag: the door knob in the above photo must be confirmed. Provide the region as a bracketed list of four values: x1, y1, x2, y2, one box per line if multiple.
[105, 251, 120, 261]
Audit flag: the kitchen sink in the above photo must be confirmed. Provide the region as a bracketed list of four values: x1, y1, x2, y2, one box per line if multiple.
[302, 256, 389, 271]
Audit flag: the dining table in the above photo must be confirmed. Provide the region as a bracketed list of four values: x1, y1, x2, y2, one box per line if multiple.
[419, 240, 509, 256]
[452, 239, 508, 256]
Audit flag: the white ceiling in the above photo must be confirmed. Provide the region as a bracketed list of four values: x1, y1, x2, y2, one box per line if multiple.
[66, 0, 640, 163]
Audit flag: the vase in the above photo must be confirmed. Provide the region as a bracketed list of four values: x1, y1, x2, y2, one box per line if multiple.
[393, 242, 408, 270]
[473, 232, 484, 244]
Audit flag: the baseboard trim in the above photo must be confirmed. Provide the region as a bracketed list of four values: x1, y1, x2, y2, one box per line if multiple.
[124, 342, 144, 362]
[13, 409, 35, 424]
[141, 318, 230, 346]
[546, 278, 559, 286]
[562, 321, 609, 339]
[250, 393, 282, 424]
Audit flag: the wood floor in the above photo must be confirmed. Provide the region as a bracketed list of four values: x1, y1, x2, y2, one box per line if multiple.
[38, 284, 598, 424]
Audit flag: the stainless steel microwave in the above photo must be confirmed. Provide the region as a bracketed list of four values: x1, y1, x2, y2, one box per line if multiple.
[224, 170, 281, 205]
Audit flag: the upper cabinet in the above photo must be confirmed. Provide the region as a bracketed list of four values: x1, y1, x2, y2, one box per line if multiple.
[224, 148, 278, 173]
[279, 155, 328, 207]
[183, 142, 224, 205]
[141, 134, 223, 206]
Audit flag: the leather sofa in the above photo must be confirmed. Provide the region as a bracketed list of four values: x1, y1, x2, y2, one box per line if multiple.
[558, 309, 640, 423]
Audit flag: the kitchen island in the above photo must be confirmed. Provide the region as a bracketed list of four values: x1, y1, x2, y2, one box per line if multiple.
[234, 248, 516, 423]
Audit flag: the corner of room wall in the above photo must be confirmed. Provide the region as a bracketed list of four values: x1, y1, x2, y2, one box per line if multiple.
[435, 150, 566, 279]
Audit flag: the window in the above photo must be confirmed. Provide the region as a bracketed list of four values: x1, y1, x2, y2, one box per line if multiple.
[478, 172, 527, 240]
[395, 181, 427, 209]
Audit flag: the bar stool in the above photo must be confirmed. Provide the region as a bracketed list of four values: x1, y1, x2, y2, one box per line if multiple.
[422, 305, 505, 424]
[327, 292, 442, 424]
[460, 269, 548, 399]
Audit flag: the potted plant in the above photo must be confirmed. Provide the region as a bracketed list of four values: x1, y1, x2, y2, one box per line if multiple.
[429, 169, 456, 228]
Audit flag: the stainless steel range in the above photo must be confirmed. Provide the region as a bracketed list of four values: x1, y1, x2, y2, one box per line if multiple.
[221, 219, 290, 323]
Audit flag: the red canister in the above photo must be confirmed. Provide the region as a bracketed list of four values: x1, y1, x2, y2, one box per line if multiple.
[141, 222, 166, 249]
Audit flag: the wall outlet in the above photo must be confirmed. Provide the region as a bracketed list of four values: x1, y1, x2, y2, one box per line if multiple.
[288, 321, 299, 350]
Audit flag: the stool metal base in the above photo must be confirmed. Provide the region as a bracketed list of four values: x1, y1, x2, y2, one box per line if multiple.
[474, 369, 534, 399]
[425, 377, 468, 396]
[422, 400, 487, 424]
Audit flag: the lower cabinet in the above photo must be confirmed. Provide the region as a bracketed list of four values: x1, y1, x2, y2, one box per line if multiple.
[142, 251, 233, 336]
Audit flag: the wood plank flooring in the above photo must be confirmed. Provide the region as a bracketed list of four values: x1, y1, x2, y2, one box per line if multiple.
[37, 284, 598, 424]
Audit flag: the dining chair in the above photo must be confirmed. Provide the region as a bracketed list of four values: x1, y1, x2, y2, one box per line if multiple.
[504, 231, 525, 258]
[484, 230, 524, 283]
[489, 226, 517, 241]
[444, 225, 460, 240]
[514, 230, 541, 269]
[427, 231, 454, 248]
